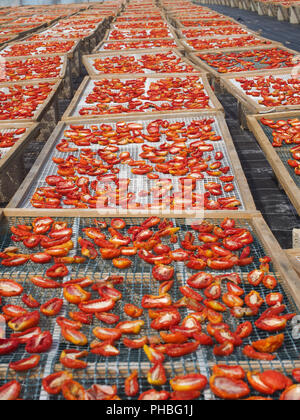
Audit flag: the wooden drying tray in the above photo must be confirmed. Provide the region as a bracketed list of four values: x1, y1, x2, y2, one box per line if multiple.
[188, 44, 298, 81]
[0, 122, 39, 203]
[110, 16, 171, 30]
[286, 249, 300, 277]
[22, 21, 102, 46]
[61, 73, 224, 122]
[0, 53, 69, 83]
[0, 78, 63, 125]
[8, 110, 256, 213]
[221, 68, 300, 116]
[2, 209, 300, 310]
[0, 39, 81, 61]
[102, 26, 179, 43]
[177, 33, 281, 53]
[247, 110, 300, 215]
[1, 22, 48, 42]
[93, 37, 183, 54]
[82, 47, 199, 77]
[175, 24, 260, 40]
[172, 16, 242, 29]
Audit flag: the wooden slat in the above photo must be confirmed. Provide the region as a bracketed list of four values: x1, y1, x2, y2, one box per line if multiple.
[247, 111, 300, 215]
[0, 122, 39, 173]
[286, 249, 300, 277]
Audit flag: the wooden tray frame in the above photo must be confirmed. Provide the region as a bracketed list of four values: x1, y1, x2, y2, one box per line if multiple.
[0, 122, 39, 203]
[8, 110, 256, 213]
[82, 47, 200, 77]
[0, 23, 47, 42]
[189, 44, 298, 80]
[61, 73, 224, 122]
[1, 53, 69, 83]
[22, 23, 103, 54]
[93, 37, 182, 53]
[102, 26, 178, 43]
[247, 110, 300, 215]
[286, 248, 300, 277]
[0, 78, 63, 125]
[172, 16, 243, 29]
[177, 33, 281, 53]
[0, 39, 81, 61]
[221, 68, 300, 115]
[110, 17, 171, 30]
[175, 24, 261, 40]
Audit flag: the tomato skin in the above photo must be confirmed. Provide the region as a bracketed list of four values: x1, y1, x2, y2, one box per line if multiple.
[31, 253, 52, 264]
[123, 336, 148, 349]
[111, 218, 126, 229]
[25, 331, 53, 353]
[125, 371, 139, 397]
[170, 373, 207, 392]
[40, 298, 63, 317]
[151, 311, 181, 330]
[42, 371, 73, 395]
[292, 369, 300, 383]
[212, 365, 245, 380]
[138, 389, 170, 400]
[259, 370, 292, 392]
[62, 379, 87, 401]
[165, 341, 199, 357]
[152, 264, 174, 282]
[0, 338, 19, 355]
[10, 327, 42, 344]
[251, 333, 284, 353]
[187, 272, 213, 289]
[8, 310, 40, 332]
[235, 321, 253, 339]
[124, 303, 143, 318]
[213, 341, 234, 357]
[243, 345, 276, 361]
[0, 279, 23, 297]
[95, 312, 119, 325]
[247, 371, 275, 395]
[60, 349, 88, 370]
[210, 375, 250, 400]
[112, 257, 132, 269]
[0, 380, 21, 400]
[22, 294, 40, 309]
[9, 355, 40, 372]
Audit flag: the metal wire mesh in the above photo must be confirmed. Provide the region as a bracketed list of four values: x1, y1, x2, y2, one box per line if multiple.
[0, 215, 299, 400]
[17, 115, 245, 211]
